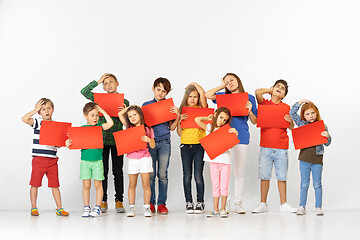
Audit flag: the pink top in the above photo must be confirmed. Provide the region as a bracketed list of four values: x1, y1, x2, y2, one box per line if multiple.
[127, 126, 155, 159]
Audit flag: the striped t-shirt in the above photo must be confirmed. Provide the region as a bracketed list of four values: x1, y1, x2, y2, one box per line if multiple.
[32, 117, 58, 158]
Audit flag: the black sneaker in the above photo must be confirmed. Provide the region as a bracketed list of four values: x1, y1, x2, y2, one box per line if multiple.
[186, 202, 194, 214]
[194, 202, 205, 214]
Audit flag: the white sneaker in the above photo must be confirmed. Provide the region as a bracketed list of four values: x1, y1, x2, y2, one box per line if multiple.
[279, 202, 297, 213]
[316, 208, 324, 216]
[252, 202, 268, 213]
[143, 205, 152, 217]
[127, 205, 135, 217]
[89, 206, 102, 218]
[235, 201, 246, 214]
[82, 206, 91, 218]
[220, 209, 228, 218]
[296, 206, 306, 215]
[225, 198, 230, 214]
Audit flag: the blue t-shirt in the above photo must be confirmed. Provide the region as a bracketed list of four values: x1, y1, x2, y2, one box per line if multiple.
[142, 98, 171, 142]
[213, 92, 257, 145]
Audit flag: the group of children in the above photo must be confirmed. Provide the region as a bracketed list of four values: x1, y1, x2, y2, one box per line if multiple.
[22, 73, 331, 218]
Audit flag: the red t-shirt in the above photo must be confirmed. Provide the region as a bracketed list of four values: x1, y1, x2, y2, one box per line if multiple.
[259, 99, 290, 149]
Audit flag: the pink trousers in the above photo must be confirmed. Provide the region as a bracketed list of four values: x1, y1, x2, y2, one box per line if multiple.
[209, 162, 231, 197]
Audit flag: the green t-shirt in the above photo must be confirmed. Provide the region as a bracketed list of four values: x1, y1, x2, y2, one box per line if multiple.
[80, 124, 103, 161]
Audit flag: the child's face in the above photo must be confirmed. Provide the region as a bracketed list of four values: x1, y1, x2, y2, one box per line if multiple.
[127, 109, 141, 126]
[304, 108, 317, 123]
[187, 91, 199, 107]
[224, 75, 239, 93]
[103, 77, 119, 93]
[272, 83, 286, 99]
[84, 108, 99, 125]
[152, 83, 168, 101]
[216, 112, 230, 127]
[39, 102, 54, 121]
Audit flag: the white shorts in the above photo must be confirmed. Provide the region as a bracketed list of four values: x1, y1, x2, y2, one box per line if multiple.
[127, 156, 153, 174]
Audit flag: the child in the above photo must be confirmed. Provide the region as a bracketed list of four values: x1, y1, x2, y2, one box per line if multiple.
[176, 83, 208, 214]
[21, 98, 69, 216]
[253, 80, 297, 213]
[81, 73, 129, 213]
[290, 100, 332, 216]
[205, 73, 257, 213]
[142, 77, 180, 214]
[66, 102, 114, 218]
[195, 107, 238, 218]
[118, 105, 155, 217]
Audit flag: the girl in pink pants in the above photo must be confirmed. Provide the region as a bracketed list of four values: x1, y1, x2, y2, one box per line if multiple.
[195, 107, 238, 218]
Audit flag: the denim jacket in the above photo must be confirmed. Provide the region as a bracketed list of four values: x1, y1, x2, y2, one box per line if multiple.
[289, 102, 332, 155]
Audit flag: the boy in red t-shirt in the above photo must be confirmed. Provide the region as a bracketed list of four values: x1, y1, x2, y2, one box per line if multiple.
[252, 80, 296, 213]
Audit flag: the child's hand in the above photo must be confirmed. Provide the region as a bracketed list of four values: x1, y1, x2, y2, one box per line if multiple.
[35, 99, 45, 112]
[179, 113, 188, 122]
[118, 103, 128, 112]
[97, 73, 111, 84]
[221, 77, 227, 88]
[96, 105, 104, 113]
[228, 128, 238, 136]
[65, 139, 72, 148]
[268, 86, 274, 94]
[298, 99, 310, 105]
[141, 135, 151, 143]
[245, 101, 252, 114]
[284, 114, 292, 123]
[321, 131, 329, 138]
[170, 106, 180, 116]
[207, 114, 214, 121]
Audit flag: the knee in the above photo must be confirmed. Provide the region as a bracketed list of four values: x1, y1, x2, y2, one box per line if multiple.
[301, 181, 310, 189]
[313, 182, 322, 189]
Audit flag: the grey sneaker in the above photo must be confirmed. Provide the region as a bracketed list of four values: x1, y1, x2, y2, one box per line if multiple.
[127, 205, 135, 217]
[296, 206, 306, 215]
[194, 202, 205, 214]
[143, 205, 152, 217]
[186, 202, 194, 214]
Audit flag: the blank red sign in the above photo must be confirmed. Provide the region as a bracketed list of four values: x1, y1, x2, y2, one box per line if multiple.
[68, 126, 103, 149]
[216, 92, 249, 116]
[142, 98, 177, 127]
[94, 93, 124, 117]
[113, 125, 147, 156]
[180, 107, 214, 129]
[292, 120, 328, 150]
[257, 104, 290, 128]
[39, 121, 72, 147]
[199, 124, 240, 160]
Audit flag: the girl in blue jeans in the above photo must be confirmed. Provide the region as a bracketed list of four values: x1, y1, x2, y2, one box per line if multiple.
[177, 83, 208, 214]
[290, 100, 332, 216]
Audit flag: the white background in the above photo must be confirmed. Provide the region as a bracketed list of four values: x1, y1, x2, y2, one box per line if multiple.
[1, 0, 359, 212]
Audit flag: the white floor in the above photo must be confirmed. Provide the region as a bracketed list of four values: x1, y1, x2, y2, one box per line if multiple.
[1, 209, 359, 240]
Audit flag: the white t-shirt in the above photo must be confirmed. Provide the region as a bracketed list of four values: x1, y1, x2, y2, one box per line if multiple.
[203, 124, 231, 165]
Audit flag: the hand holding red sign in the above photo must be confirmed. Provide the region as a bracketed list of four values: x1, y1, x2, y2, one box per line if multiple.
[39, 121, 72, 147]
[68, 126, 103, 149]
[257, 104, 290, 128]
[142, 98, 177, 126]
[113, 125, 147, 156]
[180, 107, 214, 129]
[94, 93, 124, 117]
[292, 120, 328, 150]
[216, 93, 249, 116]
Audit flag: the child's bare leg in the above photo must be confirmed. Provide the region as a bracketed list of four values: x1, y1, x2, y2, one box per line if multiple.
[51, 187, 62, 210]
[220, 196, 228, 211]
[140, 173, 150, 205]
[213, 197, 220, 211]
[94, 180, 103, 206]
[83, 180, 91, 206]
[261, 180, 270, 203]
[30, 186, 38, 209]
[278, 180, 287, 204]
[128, 174, 138, 205]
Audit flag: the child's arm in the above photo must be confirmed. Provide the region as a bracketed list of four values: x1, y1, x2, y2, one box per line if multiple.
[169, 106, 180, 131]
[289, 100, 308, 127]
[21, 99, 44, 126]
[117, 104, 129, 127]
[80, 74, 110, 101]
[284, 115, 295, 130]
[195, 115, 212, 131]
[255, 87, 273, 104]
[322, 125, 332, 146]
[228, 128, 238, 136]
[246, 101, 257, 124]
[141, 135, 155, 149]
[176, 113, 188, 137]
[98, 106, 114, 130]
[189, 82, 208, 108]
[205, 78, 226, 101]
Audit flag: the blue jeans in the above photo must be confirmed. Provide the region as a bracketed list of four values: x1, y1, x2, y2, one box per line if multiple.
[258, 147, 288, 181]
[299, 160, 323, 208]
[180, 144, 205, 203]
[149, 139, 171, 206]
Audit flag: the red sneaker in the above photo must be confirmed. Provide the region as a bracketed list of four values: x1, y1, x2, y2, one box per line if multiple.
[150, 203, 156, 213]
[157, 204, 168, 215]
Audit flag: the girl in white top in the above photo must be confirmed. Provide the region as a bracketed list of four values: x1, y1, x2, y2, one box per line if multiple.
[195, 107, 238, 218]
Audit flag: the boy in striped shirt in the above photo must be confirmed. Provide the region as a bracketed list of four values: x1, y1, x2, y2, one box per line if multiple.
[22, 98, 69, 217]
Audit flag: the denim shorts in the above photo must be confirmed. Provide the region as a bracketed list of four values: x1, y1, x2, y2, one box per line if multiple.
[258, 147, 288, 181]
